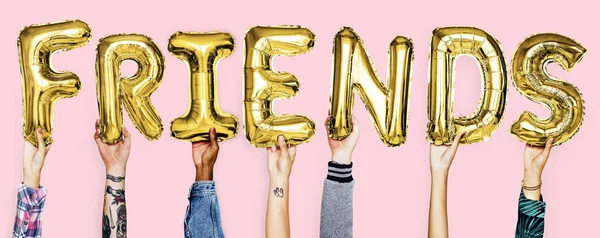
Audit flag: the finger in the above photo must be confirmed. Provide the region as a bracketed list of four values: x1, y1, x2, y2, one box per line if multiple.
[351, 116, 360, 135]
[94, 120, 102, 143]
[209, 127, 218, 149]
[288, 144, 297, 163]
[542, 137, 554, 159]
[35, 128, 46, 153]
[448, 131, 466, 155]
[122, 126, 132, 147]
[277, 135, 288, 157]
[324, 116, 331, 129]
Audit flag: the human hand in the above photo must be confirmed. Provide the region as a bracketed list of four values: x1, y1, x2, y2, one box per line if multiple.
[326, 116, 359, 164]
[192, 128, 219, 181]
[523, 138, 553, 179]
[429, 132, 465, 174]
[94, 120, 131, 176]
[23, 128, 50, 188]
[266, 136, 297, 181]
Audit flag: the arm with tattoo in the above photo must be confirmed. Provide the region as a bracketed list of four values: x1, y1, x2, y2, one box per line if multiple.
[94, 120, 131, 238]
[103, 176, 127, 238]
[265, 136, 297, 238]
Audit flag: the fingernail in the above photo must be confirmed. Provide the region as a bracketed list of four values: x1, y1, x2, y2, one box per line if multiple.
[37, 128, 42, 133]
[278, 135, 284, 142]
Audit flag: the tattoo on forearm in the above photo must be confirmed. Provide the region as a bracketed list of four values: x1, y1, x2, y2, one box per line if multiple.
[274, 187, 284, 197]
[107, 174, 125, 183]
[106, 185, 126, 204]
[104, 185, 127, 237]
[116, 205, 127, 238]
[102, 214, 111, 238]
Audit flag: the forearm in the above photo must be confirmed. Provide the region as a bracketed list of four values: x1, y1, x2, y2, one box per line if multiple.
[103, 167, 127, 238]
[266, 178, 290, 238]
[428, 170, 449, 238]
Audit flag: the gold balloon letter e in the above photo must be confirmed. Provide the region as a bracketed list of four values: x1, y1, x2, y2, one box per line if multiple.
[243, 26, 316, 148]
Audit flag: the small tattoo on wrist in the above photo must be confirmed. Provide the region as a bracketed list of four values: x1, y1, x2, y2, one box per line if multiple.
[273, 187, 284, 197]
[107, 174, 125, 183]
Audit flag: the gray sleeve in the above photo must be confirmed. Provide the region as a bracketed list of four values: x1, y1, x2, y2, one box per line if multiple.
[320, 162, 354, 238]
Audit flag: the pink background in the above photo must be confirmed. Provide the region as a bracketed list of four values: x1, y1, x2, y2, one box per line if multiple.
[1, 0, 598, 237]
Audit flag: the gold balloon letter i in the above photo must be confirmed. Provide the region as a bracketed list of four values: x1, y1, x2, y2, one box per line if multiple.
[18, 20, 91, 146]
[96, 34, 165, 144]
[243, 26, 316, 148]
[328, 27, 413, 146]
[427, 27, 507, 145]
[169, 32, 238, 142]
[511, 34, 586, 146]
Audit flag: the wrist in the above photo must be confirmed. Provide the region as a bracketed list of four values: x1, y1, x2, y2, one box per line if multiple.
[331, 152, 352, 164]
[523, 171, 541, 185]
[269, 176, 289, 187]
[106, 166, 126, 177]
[23, 173, 41, 188]
[195, 166, 214, 181]
[430, 167, 450, 177]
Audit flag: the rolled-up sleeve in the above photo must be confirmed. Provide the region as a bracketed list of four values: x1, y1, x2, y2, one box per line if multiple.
[13, 183, 48, 238]
[515, 190, 546, 238]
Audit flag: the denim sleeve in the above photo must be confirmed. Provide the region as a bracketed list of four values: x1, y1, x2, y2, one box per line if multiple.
[320, 162, 354, 238]
[515, 190, 546, 238]
[184, 181, 224, 238]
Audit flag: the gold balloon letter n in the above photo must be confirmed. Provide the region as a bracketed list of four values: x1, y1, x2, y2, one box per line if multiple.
[427, 27, 508, 145]
[244, 26, 316, 147]
[328, 27, 413, 147]
[169, 32, 238, 142]
[96, 34, 165, 144]
[19, 20, 91, 146]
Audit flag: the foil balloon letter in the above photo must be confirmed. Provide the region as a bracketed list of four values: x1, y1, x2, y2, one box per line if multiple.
[18, 20, 91, 146]
[243, 26, 316, 148]
[96, 34, 165, 144]
[169, 32, 238, 142]
[511, 34, 586, 146]
[328, 27, 413, 147]
[427, 27, 507, 145]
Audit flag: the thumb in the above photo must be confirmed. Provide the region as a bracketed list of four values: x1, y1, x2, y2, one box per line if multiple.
[540, 137, 554, 161]
[209, 128, 218, 149]
[446, 131, 466, 158]
[35, 128, 46, 155]
[122, 126, 132, 147]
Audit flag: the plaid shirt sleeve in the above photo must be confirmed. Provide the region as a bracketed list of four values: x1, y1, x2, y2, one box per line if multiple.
[13, 183, 48, 238]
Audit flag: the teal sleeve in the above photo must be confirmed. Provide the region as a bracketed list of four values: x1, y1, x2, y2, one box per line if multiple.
[515, 190, 546, 238]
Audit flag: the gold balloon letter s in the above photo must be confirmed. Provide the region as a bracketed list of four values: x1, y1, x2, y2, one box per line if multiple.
[427, 27, 507, 145]
[19, 20, 91, 146]
[96, 34, 165, 144]
[511, 34, 586, 146]
[328, 27, 413, 146]
[244, 26, 316, 147]
[169, 32, 238, 142]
